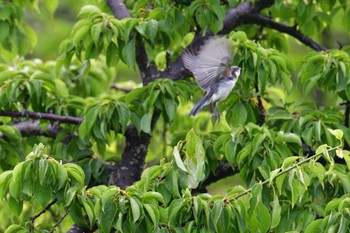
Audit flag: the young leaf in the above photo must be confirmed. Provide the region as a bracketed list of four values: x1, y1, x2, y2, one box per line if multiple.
[129, 196, 141, 223]
[173, 145, 188, 173]
[271, 193, 281, 229]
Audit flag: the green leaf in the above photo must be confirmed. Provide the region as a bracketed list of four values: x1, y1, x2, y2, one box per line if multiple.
[44, 0, 58, 16]
[328, 129, 343, 141]
[146, 19, 158, 43]
[140, 111, 153, 134]
[39, 159, 49, 186]
[230, 103, 247, 127]
[122, 37, 136, 69]
[173, 145, 188, 173]
[100, 201, 117, 233]
[316, 144, 331, 163]
[291, 179, 299, 208]
[78, 5, 101, 17]
[83, 201, 95, 228]
[55, 161, 68, 190]
[226, 185, 246, 197]
[0, 171, 13, 198]
[9, 162, 25, 200]
[155, 51, 167, 71]
[304, 219, 322, 233]
[271, 193, 281, 229]
[144, 204, 159, 228]
[282, 156, 300, 169]
[23, 25, 37, 49]
[230, 31, 247, 41]
[269, 168, 281, 184]
[0, 21, 10, 42]
[106, 42, 119, 67]
[9, 197, 23, 217]
[4, 224, 25, 233]
[91, 23, 102, 46]
[126, 86, 147, 104]
[211, 200, 223, 231]
[275, 132, 302, 146]
[256, 202, 271, 232]
[64, 163, 85, 186]
[72, 24, 90, 47]
[129, 196, 141, 223]
[34, 181, 52, 207]
[117, 104, 130, 133]
[342, 150, 350, 170]
[0, 125, 21, 142]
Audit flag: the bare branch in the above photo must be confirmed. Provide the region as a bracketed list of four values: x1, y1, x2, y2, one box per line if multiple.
[30, 199, 58, 224]
[0, 110, 82, 125]
[242, 14, 327, 51]
[50, 209, 71, 233]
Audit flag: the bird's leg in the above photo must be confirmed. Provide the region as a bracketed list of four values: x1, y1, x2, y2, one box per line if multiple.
[212, 102, 220, 123]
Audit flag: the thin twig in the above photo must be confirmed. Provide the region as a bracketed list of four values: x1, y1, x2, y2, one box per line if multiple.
[242, 14, 327, 51]
[30, 199, 58, 224]
[233, 145, 341, 200]
[0, 110, 83, 125]
[50, 208, 71, 233]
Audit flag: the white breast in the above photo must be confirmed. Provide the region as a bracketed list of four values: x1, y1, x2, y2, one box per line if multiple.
[210, 79, 236, 103]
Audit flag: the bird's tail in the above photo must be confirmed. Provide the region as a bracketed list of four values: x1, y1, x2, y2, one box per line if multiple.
[189, 96, 210, 116]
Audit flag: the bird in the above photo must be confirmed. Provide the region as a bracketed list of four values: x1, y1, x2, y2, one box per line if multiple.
[182, 37, 241, 122]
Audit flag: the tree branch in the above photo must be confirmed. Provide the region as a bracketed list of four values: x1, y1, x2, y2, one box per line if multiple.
[105, 0, 130, 19]
[0, 110, 82, 124]
[30, 199, 58, 224]
[242, 14, 327, 51]
[50, 208, 71, 233]
[67, 224, 92, 233]
[108, 112, 160, 188]
[161, 0, 275, 81]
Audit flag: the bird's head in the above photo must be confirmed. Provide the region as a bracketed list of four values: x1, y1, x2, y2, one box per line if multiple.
[230, 66, 241, 79]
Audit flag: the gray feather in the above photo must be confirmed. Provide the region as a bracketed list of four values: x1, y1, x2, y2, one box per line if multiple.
[182, 37, 233, 91]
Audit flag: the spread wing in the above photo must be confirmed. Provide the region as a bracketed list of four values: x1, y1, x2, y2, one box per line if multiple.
[182, 37, 233, 91]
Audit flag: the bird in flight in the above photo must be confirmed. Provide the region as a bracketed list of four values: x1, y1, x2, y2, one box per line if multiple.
[182, 37, 241, 122]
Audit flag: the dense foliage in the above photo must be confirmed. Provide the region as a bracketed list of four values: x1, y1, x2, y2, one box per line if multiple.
[1, 0, 350, 232]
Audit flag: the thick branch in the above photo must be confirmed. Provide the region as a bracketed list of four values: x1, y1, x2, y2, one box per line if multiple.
[242, 14, 327, 51]
[105, 0, 161, 189]
[0, 110, 82, 125]
[105, 0, 130, 19]
[108, 112, 160, 188]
